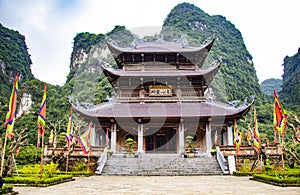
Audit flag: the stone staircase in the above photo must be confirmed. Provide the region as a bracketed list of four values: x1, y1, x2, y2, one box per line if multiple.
[101, 154, 223, 176]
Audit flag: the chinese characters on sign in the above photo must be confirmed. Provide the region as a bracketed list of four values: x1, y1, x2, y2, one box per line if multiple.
[149, 85, 172, 97]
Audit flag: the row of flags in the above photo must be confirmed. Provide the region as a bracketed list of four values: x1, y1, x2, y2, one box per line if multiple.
[4, 73, 92, 156]
[231, 89, 289, 154]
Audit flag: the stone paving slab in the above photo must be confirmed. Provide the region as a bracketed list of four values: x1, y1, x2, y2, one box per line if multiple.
[14, 175, 300, 195]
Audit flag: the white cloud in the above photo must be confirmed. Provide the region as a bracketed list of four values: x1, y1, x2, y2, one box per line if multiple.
[1, 0, 300, 85]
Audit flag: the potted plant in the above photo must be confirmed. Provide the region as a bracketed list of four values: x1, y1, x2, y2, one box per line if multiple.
[107, 149, 114, 157]
[185, 135, 197, 158]
[125, 137, 136, 157]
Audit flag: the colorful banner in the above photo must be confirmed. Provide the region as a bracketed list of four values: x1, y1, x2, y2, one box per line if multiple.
[66, 107, 73, 148]
[273, 90, 288, 141]
[5, 73, 19, 139]
[37, 85, 47, 135]
[78, 122, 93, 155]
[234, 118, 243, 150]
[253, 107, 261, 154]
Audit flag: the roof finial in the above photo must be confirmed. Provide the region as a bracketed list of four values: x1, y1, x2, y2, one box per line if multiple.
[181, 34, 189, 48]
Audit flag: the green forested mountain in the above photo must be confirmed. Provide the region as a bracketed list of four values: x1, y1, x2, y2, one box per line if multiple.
[0, 23, 34, 102]
[281, 48, 300, 108]
[162, 3, 263, 103]
[1, 3, 298, 146]
[261, 78, 282, 96]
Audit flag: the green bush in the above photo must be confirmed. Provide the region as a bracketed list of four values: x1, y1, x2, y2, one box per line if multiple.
[243, 159, 250, 163]
[72, 162, 88, 172]
[0, 185, 13, 194]
[3, 175, 73, 185]
[233, 171, 259, 176]
[43, 162, 59, 177]
[253, 173, 300, 184]
[238, 165, 251, 172]
[18, 163, 59, 178]
[16, 145, 41, 165]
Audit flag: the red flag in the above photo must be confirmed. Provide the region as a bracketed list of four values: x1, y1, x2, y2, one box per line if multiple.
[5, 73, 19, 139]
[273, 90, 288, 141]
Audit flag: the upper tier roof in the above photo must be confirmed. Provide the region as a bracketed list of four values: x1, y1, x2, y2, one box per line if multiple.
[106, 39, 214, 69]
[101, 63, 221, 87]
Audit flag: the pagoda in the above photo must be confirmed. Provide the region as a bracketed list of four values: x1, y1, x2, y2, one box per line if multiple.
[73, 38, 253, 155]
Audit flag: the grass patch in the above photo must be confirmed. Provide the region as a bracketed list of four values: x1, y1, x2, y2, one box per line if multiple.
[3, 175, 74, 187]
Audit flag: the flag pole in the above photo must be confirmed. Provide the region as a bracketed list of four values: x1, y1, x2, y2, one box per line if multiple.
[40, 132, 44, 179]
[278, 133, 286, 178]
[87, 150, 90, 172]
[66, 146, 70, 173]
[0, 129, 8, 177]
[235, 147, 239, 170]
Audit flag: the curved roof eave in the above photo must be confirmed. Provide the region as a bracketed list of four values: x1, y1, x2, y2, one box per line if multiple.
[101, 63, 221, 78]
[72, 100, 254, 120]
[106, 39, 215, 54]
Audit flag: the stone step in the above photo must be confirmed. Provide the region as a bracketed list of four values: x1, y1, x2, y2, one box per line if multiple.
[101, 154, 223, 176]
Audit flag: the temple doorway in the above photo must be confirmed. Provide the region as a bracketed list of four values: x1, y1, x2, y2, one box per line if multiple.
[146, 127, 176, 153]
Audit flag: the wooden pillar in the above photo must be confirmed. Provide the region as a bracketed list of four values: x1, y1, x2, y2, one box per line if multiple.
[206, 118, 212, 154]
[223, 129, 228, 146]
[110, 123, 117, 152]
[138, 123, 144, 154]
[227, 123, 233, 146]
[92, 124, 96, 146]
[178, 119, 185, 154]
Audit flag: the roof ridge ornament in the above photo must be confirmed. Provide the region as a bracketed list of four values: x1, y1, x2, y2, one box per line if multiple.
[227, 100, 240, 108]
[105, 36, 118, 47]
[181, 34, 189, 48]
[131, 39, 138, 49]
[227, 95, 256, 109]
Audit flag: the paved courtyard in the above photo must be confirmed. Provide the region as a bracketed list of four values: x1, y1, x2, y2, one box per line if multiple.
[14, 175, 300, 195]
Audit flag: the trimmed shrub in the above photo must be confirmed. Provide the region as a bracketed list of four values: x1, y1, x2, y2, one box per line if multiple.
[0, 185, 13, 194]
[253, 174, 300, 184]
[3, 175, 73, 185]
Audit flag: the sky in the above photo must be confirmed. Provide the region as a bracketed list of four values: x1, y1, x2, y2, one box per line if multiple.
[0, 0, 300, 85]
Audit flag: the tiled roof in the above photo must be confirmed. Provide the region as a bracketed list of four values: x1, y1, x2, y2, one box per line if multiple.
[73, 101, 253, 119]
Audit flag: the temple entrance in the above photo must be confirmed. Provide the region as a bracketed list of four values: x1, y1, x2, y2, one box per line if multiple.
[146, 128, 176, 153]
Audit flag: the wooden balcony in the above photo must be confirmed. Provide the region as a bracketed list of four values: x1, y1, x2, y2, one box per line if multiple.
[116, 96, 206, 103]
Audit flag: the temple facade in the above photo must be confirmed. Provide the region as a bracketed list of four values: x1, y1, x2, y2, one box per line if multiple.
[74, 38, 253, 156]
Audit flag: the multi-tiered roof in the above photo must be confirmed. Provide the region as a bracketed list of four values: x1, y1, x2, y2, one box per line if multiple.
[74, 38, 253, 125]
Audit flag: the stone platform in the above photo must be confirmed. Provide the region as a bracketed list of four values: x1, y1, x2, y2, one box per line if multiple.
[14, 175, 300, 195]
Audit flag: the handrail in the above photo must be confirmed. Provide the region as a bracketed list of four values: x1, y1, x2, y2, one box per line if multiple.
[95, 147, 108, 174]
[216, 146, 229, 174]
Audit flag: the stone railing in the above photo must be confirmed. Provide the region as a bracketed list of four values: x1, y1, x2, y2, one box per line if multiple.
[95, 147, 108, 175]
[44, 145, 105, 157]
[219, 144, 281, 157]
[216, 147, 229, 174]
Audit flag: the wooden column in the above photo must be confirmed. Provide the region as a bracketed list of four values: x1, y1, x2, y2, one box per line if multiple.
[92, 124, 96, 146]
[138, 123, 144, 154]
[110, 123, 117, 152]
[178, 119, 185, 154]
[206, 118, 212, 154]
[227, 123, 233, 146]
[223, 129, 228, 146]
